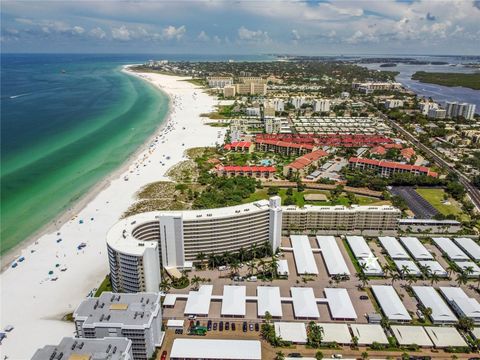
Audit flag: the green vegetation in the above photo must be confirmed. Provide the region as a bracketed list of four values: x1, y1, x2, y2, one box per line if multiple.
[415, 188, 465, 219]
[243, 187, 381, 207]
[412, 71, 480, 90]
[193, 176, 259, 209]
[94, 275, 112, 297]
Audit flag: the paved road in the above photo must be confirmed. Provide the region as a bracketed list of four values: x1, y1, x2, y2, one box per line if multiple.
[390, 186, 439, 218]
[385, 118, 480, 211]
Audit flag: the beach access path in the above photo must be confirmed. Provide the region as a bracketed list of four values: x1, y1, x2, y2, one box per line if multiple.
[0, 69, 226, 359]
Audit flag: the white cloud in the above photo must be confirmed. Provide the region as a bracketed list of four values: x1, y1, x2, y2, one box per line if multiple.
[111, 25, 131, 41]
[89, 27, 106, 39]
[291, 29, 300, 40]
[238, 26, 270, 42]
[197, 30, 209, 41]
[161, 25, 186, 40]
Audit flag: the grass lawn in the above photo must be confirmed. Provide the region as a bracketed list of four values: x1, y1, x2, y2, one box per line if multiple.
[243, 188, 383, 208]
[94, 275, 112, 297]
[415, 188, 468, 220]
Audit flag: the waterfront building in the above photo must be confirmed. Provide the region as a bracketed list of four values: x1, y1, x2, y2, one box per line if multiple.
[223, 141, 254, 152]
[32, 337, 133, 360]
[427, 107, 446, 119]
[446, 101, 476, 120]
[207, 76, 233, 88]
[352, 81, 402, 93]
[107, 198, 283, 273]
[73, 292, 162, 360]
[419, 101, 438, 115]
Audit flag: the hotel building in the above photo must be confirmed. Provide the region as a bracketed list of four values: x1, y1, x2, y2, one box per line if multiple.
[106, 197, 401, 293]
[32, 337, 133, 360]
[73, 292, 162, 360]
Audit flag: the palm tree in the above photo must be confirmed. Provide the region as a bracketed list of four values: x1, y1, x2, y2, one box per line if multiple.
[238, 247, 246, 263]
[390, 272, 400, 286]
[423, 307, 433, 321]
[159, 279, 171, 294]
[196, 252, 206, 269]
[222, 251, 232, 265]
[191, 275, 202, 290]
[361, 351, 369, 360]
[429, 272, 440, 287]
[247, 260, 256, 276]
[275, 351, 285, 360]
[446, 264, 456, 278]
[456, 272, 469, 287]
[230, 260, 241, 278]
[400, 265, 411, 279]
[208, 253, 217, 269]
[356, 271, 369, 289]
[251, 243, 258, 260]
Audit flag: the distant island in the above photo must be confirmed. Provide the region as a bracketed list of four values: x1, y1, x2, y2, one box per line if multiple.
[411, 71, 480, 90]
[379, 63, 397, 67]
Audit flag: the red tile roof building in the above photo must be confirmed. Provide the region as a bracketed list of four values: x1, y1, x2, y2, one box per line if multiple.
[215, 165, 276, 178]
[400, 147, 416, 160]
[349, 157, 437, 177]
[255, 139, 315, 156]
[223, 141, 254, 153]
[283, 150, 329, 177]
[370, 146, 387, 156]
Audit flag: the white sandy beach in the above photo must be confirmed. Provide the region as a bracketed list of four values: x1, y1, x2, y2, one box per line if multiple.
[0, 69, 226, 359]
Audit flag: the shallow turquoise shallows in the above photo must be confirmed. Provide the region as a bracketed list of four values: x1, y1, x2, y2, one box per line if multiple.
[1, 54, 169, 255]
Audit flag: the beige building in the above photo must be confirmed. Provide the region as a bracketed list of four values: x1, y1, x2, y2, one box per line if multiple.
[239, 76, 267, 85]
[282, 205, 400, 233]
[223, 85, 236, 97]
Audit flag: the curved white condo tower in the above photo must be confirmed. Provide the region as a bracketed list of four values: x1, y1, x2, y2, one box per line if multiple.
[107, 197, 283, 292]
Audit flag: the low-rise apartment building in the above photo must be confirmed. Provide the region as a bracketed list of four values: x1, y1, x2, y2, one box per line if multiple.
[349, 157, 438, 177]
[283, 150, 328, 177]
[207, 76, 233, 88]
[215, 165, 276, 178]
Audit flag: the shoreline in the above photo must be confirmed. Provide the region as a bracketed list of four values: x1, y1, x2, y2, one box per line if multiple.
[0, 67, 226, 359]
[0, 64, 173, 271]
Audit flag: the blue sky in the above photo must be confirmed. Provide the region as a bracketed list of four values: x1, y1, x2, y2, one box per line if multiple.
[2, 0, 480, 55]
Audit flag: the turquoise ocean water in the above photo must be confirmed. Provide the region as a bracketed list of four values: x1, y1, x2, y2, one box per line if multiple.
[0, 53, 272, 256]
[0, 54, 171, 255]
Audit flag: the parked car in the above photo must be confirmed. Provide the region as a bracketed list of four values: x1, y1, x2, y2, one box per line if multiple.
[213, 322, 217, 331]
[288, 353, 302, 358]
[161, 351, 167, 360]
[242, 321, 247, 332]
[188, 315, 196, 320]
[207, 320, 212, 331]
[225, 322, 230, 331]
[255, 323, 259, 331]
[360, 295, 369, 300]
[219, 321, 224, 331]
[231, 323, 236, 331]
[249, 323, 254, 331]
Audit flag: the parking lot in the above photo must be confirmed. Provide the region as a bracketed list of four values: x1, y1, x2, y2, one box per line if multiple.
[390, 186, 439, 218]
